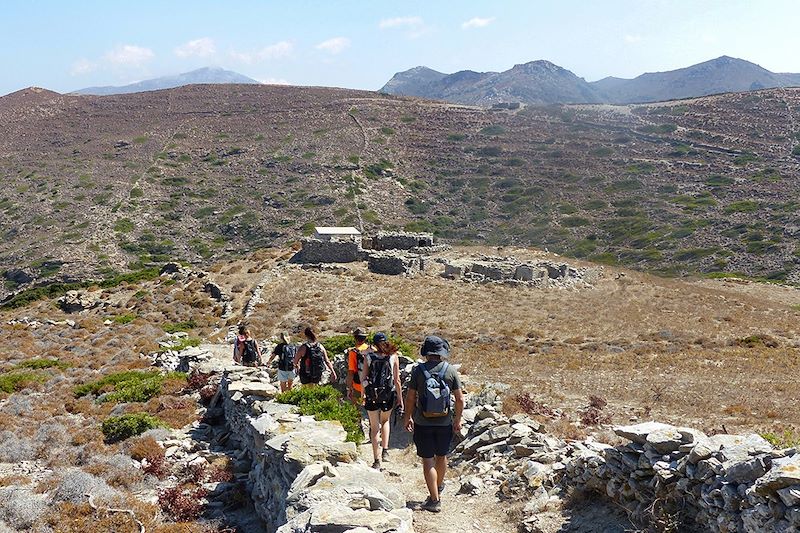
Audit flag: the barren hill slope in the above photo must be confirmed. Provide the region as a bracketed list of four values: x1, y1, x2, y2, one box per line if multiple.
[2, 84, 800, 298]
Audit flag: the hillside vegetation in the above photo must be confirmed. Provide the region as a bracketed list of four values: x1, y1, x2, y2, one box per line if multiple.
[1, 84, 800, 299]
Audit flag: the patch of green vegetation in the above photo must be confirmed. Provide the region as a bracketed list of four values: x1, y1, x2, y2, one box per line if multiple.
[112, 314, 136, 325]
[162, 320, 197, 333]
[346, 155, 360, 165]
[15, 358, 70, 370]
[751, 168, 782, 182]
[562, 216, 590, 227]
[194, 206, 215, 218]
[734, 152, 759, 165]
[400, 115, 416, 123]
[625, 163, 655, 174]
[608, 179, 643, 192]
[447, 133, 466, 142]
[379, 127, 395, 135]
[404, 197, 429, 215]
[479, 125, 506, 136]
[75, 370, 186, 403]
[589, 252, 619, 265]
[132, 136, 148, 144]
[671, 192, 717, 210]
[102, 413, 165, 442]
[302, 151, 317, 159]
[668, 144, 698, 157]
[114, 218, 135, 233]
[0, 371, 46, 393]
[761, 428, 800, 448]
[674, 247, 720, 261]
[129, 187, 144, 198]
[589, 146, 614, 157]
[724, 200, 760, 214]
[583, 199, 607, 210]
[639, 124, 677, 134]
[705, 175, 734, 187]
[275, 385, 363, 443]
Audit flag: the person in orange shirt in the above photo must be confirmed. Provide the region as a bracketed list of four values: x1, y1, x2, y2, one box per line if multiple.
[346, 327, 369, 405]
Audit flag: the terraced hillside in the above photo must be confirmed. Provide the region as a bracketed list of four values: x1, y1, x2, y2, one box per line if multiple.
[1, 84, 800, 297]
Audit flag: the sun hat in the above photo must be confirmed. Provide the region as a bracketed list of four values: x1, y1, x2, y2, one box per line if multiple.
[421, 335, 450, 357]
[353, 327, 368, 338]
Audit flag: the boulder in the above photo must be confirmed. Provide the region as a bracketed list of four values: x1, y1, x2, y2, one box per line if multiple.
[57, 290, 101, 313]
[755, 455, 800, 496]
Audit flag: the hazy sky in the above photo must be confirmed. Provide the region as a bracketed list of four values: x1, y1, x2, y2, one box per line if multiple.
[2, 0, 800, 96]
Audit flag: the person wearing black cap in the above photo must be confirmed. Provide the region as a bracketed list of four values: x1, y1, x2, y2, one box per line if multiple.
[360, 332, 403, 470]
[402, 335, 463, 513]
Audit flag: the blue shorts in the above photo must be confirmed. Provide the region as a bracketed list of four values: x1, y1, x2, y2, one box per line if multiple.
[413, 424, 453, 458]
[277, 369, 296, 382]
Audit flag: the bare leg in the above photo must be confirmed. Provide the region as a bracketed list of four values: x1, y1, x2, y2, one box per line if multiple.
[286, 378, 293, 390]
[435, 455, 447, 488]
[422, 457, 440, 501]
[367, 409, 381, 462]
[380, 409, 392, 450]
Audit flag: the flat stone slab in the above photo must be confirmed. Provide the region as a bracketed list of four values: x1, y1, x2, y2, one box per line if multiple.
[755, 454, 800, 496]
[614, 422, 678, 444]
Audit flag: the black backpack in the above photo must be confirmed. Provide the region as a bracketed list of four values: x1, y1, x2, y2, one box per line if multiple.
[278, 344, 297, 371]
[300, 342, 325, 382]
[366, 353, 394, 403]
[241, 339, 259, 364]
[350, 348, 366, 385]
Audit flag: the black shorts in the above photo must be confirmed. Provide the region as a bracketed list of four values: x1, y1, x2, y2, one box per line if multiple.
[413, 424, 453, 458]
[364, 391, 396, 412]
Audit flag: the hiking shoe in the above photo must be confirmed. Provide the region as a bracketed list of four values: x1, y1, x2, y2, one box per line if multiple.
[382, 448, 390, 462]
[422, 497, 441, 513]
[372, 459, 381, 470]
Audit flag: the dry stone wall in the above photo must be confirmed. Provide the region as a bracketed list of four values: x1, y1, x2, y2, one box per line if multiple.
[370, 232, 434, 251]
[293, 239, 364, 264]
[219, 373, 412, 533]
[442, 255, 601, 288]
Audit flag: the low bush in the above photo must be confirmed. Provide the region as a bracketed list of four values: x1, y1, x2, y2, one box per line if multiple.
[156, 337, 201, 353]
[0, 371, 46, 393]
[162, 320, 197, 333]
[102, 413, 165, 442]
[15, 358, 70, 370]
[276, 385, 363, 443]
[75, 370, 186, 403]
[158, 484, 208, 522]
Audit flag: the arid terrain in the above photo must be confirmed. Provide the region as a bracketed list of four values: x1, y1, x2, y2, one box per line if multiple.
[2, 84, 800, 302]
[1, 245, 799, 530]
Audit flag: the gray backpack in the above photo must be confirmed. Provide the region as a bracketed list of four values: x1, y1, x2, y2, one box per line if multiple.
[419, 362, 451, 418]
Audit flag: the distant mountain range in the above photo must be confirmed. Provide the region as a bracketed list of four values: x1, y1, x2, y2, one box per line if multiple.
[73, 67, 260, 96]
[380, 56, 800, 106]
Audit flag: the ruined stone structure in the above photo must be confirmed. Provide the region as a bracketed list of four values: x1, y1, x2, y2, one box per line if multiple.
[442, 255, 600, 288]
[293, 238, 364, 264]
[367, 252, 422, 276]
[371, 232, 434, 251]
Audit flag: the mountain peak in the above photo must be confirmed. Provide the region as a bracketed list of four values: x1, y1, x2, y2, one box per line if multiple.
[72, 67, 260, 96]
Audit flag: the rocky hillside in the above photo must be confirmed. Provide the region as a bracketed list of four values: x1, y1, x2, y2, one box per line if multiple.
[73, 67, 260, 95]
[2, 83, 800, 299]
[381, 56, 800, 105]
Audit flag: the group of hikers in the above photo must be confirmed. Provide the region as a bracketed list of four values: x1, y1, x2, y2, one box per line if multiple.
[232, 324, 464, 513]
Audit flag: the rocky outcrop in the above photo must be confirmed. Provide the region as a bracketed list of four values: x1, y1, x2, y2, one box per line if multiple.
[57, 290, 101, 313]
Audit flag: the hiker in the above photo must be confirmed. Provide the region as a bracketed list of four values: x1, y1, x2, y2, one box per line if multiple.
[294, 326, 337, 386]
[233, 325, 262, 367]
[360, 332, 403, 470]
[402, 335, 463, 513]
[266, 332, 296, 392]
[346, 327, 370, 405]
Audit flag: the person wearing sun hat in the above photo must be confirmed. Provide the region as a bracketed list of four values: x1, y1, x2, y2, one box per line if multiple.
[402, 335, 463, 513]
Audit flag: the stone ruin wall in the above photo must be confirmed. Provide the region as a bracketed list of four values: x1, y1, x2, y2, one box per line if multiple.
[370, 232, 435, 251]
[294, 239, 364, 264]
[442, 255, 602, 288]
[219, 374, 412, 533]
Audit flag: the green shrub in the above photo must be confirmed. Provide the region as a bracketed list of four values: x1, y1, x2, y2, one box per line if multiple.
[16, 358, 70, 370]
[0, 371, 46, 393]
[562, 216, 589, 228]
[589, 146, 614, 157]
[75, 370, 186, 403]
[276, 386, 363, 442]
[102, 413, 165, 442]
[157, 338, 201, 353]
[761, 428, 800, 448]
[724, 201, 759, 214]
[447, 133, 466, 142]
[162, 320, 197, 333]
[113, 314, 136, 324]
[639, 124, 677, 134]
[705, 175, 734, 187]
[132, 136, 148, 144]
[130, 187, 144, 198]
[380, 127, 395, 135]
[114, 218, 135, 233]
[479, 125, 506, 136]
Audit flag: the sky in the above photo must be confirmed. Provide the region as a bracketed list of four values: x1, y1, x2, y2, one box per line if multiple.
[2, 0, 800, 96]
